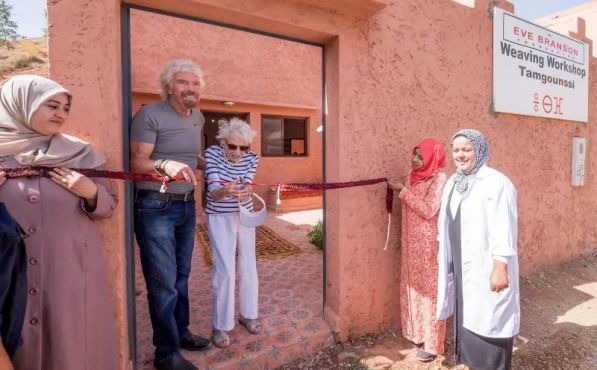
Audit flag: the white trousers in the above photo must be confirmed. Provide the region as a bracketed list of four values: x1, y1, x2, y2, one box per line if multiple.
[207, 213, 258, 331]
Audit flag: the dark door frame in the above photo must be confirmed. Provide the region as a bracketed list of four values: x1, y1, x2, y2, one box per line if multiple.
[120, 4, 327, 366]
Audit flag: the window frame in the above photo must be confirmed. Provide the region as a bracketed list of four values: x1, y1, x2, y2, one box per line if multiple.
[260, 114, 309, 157]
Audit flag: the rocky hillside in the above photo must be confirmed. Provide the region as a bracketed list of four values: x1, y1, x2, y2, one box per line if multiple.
[0, 36, 49, 81]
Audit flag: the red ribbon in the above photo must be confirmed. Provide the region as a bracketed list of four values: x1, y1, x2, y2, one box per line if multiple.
[4, 167, 394, 213]
[4, 166, 164, 182]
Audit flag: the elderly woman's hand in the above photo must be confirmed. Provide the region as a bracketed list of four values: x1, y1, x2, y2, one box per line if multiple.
[235, 184, 252, 201]
[211, 181, 253, 201]
[490, 260, 509, 292]
[211, 181, 236, 201]
[227, 182, 252, 201]
[49, 167, 99, 207]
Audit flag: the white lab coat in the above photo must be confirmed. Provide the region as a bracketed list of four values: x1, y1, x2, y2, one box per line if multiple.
[436, 165, 520, 338]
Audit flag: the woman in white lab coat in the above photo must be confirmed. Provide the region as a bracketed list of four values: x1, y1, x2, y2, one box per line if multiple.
[436, 129, 520, 370]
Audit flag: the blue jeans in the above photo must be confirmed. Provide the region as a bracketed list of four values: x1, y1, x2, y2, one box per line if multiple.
[134, 196, 196, 361]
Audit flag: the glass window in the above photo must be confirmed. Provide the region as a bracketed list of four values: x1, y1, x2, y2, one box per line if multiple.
[261, 116, 307, 156]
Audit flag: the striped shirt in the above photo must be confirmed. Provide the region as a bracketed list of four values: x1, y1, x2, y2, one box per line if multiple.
[204, 145, 259, 214]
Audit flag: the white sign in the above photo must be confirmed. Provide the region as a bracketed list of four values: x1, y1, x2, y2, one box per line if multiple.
[493, 7, 589, 122]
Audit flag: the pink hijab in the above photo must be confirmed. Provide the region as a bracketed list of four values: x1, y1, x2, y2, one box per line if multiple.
[0, 75, 105, 168]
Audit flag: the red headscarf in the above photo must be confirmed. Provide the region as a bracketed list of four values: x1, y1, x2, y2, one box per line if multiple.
[409, 138, 446, 185]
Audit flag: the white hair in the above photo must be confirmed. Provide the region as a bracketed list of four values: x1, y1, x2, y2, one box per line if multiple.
[159, 59, 205, 100]
[216, 117, 256, 144]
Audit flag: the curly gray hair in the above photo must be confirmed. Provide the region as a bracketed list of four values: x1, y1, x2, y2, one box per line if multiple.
[215, 117, 256, 144]
[159, 59, 205, 100]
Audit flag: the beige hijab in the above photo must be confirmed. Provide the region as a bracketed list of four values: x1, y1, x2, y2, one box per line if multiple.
[0, 74, 105, 168]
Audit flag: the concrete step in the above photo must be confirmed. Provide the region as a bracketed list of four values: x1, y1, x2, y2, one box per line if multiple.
[196, 316, 334, 369]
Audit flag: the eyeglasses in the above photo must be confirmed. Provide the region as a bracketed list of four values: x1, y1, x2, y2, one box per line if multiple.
[226, 142, 250, 152]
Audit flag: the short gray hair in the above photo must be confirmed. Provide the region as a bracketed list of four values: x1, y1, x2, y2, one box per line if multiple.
[159, 59, 205, 100]
[216, 117, 256, 144]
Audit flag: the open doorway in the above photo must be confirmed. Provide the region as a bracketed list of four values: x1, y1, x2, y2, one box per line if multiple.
[203, 111, 250, 148]
[125, 5, 328, 369]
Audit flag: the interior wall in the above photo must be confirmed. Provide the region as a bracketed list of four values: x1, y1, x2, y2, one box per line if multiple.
[129, 8, 322, 108]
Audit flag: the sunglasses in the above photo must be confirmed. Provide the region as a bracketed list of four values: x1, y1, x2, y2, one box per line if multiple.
[226, 142, 250, 152]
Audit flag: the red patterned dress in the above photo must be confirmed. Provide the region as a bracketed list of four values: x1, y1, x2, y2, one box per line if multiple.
[398, 171, 447, 354]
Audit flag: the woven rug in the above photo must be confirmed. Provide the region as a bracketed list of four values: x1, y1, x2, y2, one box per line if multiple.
[196, 224, 302, 268]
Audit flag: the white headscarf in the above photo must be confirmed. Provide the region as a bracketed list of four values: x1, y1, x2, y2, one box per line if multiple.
[0, 75, 105, 168]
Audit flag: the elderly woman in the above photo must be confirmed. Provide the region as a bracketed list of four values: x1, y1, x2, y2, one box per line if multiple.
[204, 117, 260, 348]
[436, 129, 520, 370]
[0, 75, 118, 370]
[388, 138, 447, 362]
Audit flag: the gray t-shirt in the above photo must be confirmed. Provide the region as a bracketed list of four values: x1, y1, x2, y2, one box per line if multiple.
[130, 100, 204, 193]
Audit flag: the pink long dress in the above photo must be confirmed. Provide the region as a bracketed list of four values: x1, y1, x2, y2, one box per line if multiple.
[398, 171, 447, 354]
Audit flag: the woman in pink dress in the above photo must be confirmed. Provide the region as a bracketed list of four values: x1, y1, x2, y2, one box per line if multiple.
[388, 138, 447, 362]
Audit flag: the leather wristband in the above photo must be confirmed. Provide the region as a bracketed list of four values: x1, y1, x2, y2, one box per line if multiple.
[153, 159, 167, 176]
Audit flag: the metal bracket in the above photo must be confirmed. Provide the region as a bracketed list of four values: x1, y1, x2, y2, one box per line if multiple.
[488, 1, 498, 19]
[488, 98, 498, 118]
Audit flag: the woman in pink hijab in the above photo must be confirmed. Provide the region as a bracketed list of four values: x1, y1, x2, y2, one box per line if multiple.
[388, 138, 447, 362]
[0, 75, 118, 370]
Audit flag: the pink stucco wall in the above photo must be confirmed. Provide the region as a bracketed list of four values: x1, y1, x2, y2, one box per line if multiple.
[130, 9, 322, 108]
[49, 0, 597, 363]
[47, 0, 129, 368]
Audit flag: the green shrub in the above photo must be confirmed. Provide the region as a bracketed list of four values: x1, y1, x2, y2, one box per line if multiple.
[307, 220, 324, 249]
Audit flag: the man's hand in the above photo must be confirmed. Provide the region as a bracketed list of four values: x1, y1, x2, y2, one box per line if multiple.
[162, 160, 197, 186]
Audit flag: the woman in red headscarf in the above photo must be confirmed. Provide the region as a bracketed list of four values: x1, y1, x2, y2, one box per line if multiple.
[388, 138, 447, 362]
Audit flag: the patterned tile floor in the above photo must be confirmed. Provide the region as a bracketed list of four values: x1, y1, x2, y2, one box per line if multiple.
[134, 209, 332, 370]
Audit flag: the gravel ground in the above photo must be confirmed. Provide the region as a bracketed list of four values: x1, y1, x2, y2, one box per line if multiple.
[277, 255, 597, 370]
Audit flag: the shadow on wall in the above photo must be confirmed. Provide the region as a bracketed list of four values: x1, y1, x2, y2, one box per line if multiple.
[345, 256, 597, 369]
[512, 256, 597, 370]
